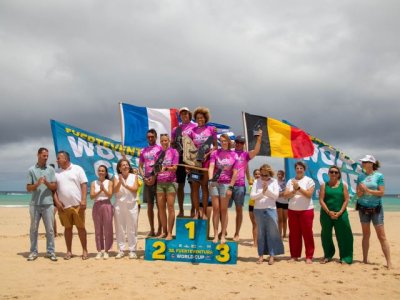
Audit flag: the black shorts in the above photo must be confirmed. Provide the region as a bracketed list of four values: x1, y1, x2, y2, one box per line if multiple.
[249, 205, 254, 212]
[276, 202, 288, 209]
[176, 156, 187, 184]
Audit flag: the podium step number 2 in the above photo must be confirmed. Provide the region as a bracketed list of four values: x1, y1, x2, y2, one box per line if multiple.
[145, 218, 238, 265]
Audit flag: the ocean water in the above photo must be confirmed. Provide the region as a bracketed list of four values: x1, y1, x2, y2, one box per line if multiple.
[1, 192, 399, 211]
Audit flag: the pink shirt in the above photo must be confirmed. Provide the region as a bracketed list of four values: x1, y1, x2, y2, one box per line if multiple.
[171, 121, 197, 140]
[234, 150, 251, 187]
[157, 147, 179, 183]
[188, 125, 217, 149]
[210, 149, 237, 184]
[139, 144, 163, 176]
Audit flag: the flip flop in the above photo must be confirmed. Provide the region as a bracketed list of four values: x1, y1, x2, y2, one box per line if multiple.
[64, 253, 72, 260]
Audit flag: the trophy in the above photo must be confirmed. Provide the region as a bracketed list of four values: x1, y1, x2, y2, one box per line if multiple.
[253, 120, 263, 136]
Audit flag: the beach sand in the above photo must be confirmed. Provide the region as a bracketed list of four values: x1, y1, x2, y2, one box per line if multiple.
[0, 208, 399, 299]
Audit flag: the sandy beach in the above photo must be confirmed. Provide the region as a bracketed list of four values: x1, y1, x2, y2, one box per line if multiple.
[0, 207, 399, 299]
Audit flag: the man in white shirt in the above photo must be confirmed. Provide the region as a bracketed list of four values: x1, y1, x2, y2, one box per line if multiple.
[53, 151, 89, 260]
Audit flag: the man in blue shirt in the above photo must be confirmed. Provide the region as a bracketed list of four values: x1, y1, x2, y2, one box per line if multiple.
[26, 148, 57, 261]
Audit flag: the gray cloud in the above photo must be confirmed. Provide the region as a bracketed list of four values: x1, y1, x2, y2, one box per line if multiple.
[0, 0, 399, 192]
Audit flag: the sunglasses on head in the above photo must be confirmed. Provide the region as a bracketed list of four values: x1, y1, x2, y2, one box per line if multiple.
[329, 170, 339, 174]
[160, 133, 168, 137]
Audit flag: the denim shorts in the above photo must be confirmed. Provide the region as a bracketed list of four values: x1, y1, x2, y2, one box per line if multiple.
[209, 183, 229, 197]
[358, 206, 384, 225]
[229, 186, 245, 208]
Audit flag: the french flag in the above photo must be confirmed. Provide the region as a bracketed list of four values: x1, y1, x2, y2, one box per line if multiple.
[120, 103, 179, 147]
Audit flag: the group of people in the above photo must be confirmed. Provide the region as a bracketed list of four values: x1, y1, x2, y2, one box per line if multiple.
[26, 107, 392, 269]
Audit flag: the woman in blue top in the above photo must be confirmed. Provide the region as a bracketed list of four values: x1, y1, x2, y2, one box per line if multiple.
[356, 154, 392, 269]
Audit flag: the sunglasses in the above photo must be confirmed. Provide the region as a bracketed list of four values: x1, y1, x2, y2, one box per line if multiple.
[329, 170, 339, 174]
[261, 174, 270, 178]
[235, 141, 245, 145]
[147, 135, 155, 139]
[160, 133, 169, 137]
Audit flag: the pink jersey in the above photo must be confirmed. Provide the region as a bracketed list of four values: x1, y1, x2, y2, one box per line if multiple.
[210, 149, 237, 184]
[234, 150, 251, 186]
[157, 147, 179, 183]
[188, 125, 217, 149]
[139, 144, 163, 176]
[171, 121, 196, 140]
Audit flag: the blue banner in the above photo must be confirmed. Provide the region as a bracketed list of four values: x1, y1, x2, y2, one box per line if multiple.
[285, 136, 362, 199]
[50, 120, 141, 184]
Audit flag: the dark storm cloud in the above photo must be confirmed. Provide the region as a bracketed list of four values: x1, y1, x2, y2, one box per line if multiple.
[0, 0, 399, 191]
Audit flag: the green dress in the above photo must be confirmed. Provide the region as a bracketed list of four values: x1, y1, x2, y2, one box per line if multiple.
[320, 182, 353, 264]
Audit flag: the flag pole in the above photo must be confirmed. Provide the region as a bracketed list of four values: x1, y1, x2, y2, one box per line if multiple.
[242, 111, 248, 151]
[119, 102, 124, 147]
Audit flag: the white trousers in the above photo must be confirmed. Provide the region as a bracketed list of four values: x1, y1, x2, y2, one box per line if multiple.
[114, 201, 139, 251]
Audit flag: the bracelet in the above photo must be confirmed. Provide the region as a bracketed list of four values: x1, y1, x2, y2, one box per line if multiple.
[228, 185, 234, 191]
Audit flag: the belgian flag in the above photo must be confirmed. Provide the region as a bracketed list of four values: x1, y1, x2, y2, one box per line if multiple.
[243, 112, 314, 158]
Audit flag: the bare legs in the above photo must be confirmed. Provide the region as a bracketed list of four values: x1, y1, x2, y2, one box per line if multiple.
[191, 172, 209, 219]
[277, 208, 288, 238]
[212, 194, 229, 244]
[361, 222, 392, 269]
[64, 227, 87, 259]
[249, 210, 257, 247]
[157, 191, 176, 240]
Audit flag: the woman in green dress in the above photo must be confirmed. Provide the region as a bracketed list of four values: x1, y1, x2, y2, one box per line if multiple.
[319, 165, 353, 264]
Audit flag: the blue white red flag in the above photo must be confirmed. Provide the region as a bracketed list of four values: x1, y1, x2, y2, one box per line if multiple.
[120, 103, 179, 147]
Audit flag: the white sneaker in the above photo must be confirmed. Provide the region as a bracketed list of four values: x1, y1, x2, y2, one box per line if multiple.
[115, 251, 125, 259]
[27, 252, 38, 261]
[95, 252, 103, 260]
[103, 252, 109, 260]
[129, 251, 137, 259]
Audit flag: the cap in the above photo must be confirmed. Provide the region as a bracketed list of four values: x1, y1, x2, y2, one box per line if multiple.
[179, 107, 190, 114]
[360, 154, 376, 164]
[235, 135, 246, 143]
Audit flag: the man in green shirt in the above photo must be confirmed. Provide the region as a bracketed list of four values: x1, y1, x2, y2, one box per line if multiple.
[26, 148, 57, 261]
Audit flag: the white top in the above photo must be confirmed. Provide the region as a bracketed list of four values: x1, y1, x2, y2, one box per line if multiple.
[114, 173, 137, 204]
[56, 164, 88, 209]
[93, 179, 110, 201]
[250, 178, 279, 209]
[287, 176, 315, 211]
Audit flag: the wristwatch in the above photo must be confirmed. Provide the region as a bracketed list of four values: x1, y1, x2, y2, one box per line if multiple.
[228, 185, 234, 191]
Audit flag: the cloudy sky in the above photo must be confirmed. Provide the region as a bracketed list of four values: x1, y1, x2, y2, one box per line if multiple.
[0, 0, 399, 192]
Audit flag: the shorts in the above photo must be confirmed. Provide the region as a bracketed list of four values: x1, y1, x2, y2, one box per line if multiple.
[359, 206, 384, 226]
[156, 182, 177, 194]
[249, 205, 254, 212]
[176, 156, 187, 184]
[59, 205, 85, 229]
[229, 186, 245, 208]
[209, 183, 230, 198]
[276, 202, 289, 209]
[143, 184, 157, 204]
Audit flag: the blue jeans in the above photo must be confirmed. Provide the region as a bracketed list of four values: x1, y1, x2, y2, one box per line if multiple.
[254, 208, 284, 257]
[29, 204, 55, 254]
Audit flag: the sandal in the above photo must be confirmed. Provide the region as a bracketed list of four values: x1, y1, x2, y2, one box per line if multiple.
[64, 253, 72, 260]
[256, 257, 263, 264]
[82, 255, 89, 260]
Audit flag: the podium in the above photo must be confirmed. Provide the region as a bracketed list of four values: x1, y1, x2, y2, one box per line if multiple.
[145, 218, 238, 265]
